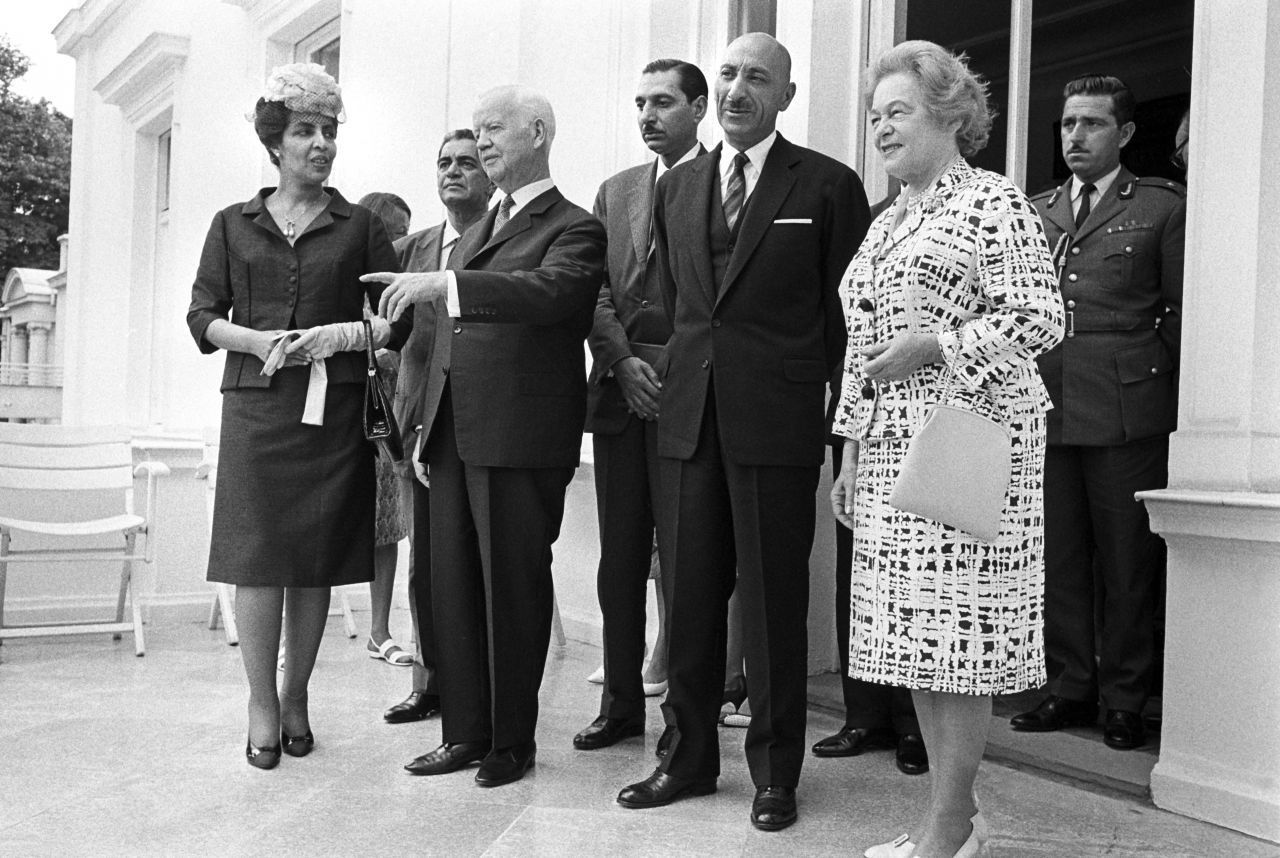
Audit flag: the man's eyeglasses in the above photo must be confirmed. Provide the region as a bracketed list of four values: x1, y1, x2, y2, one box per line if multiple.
[1170, 139, 1188, 171]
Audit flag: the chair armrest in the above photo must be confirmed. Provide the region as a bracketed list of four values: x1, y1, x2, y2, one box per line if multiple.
[133, 460, 170, 562]
[134, 461, 172, 479]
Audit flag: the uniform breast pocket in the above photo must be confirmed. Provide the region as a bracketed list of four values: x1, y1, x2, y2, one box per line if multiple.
[1102, 231, 1154, 289]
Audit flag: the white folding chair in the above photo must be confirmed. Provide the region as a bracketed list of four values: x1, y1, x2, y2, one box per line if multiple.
[0, 425, 168, 656]
[198, 427, 357, 644]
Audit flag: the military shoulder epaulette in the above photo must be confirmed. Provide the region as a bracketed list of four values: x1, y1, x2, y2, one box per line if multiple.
[1135, 176, 1187, 197]
[1030, 186, 1063, 207]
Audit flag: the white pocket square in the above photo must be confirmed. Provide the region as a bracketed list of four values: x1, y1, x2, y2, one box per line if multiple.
[772, 218, 813, 224]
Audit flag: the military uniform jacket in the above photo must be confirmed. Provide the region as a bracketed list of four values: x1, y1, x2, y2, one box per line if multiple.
[1032, 167, 1186, 446]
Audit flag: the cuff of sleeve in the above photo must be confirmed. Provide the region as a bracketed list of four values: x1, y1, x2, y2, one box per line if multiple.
[936, 330, 961, 370]
[445, 271, 461, 317]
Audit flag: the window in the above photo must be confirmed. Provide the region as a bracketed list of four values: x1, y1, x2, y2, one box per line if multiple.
[295, 19, 340, 81]
[157, 128, 172, 214]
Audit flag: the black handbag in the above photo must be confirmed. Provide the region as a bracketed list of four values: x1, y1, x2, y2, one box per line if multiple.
[362, 318, 403, 462]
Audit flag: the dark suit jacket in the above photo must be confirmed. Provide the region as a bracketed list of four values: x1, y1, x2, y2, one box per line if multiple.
[652, 136, 870, 466]
[391, 223, 446, 453]
[1032, 167, 1186, 445]
[418, 186, 607, 469]
[586, 151, 702, 434]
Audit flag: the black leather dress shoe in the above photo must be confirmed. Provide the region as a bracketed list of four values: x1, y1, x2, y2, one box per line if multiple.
[811, 725, 897, 758]
[403, 741, 489, 775]
[573, 715, 646, 750]
[1103, 709, 1147, 750]
[384, 691, 440, 724]
[895, 733, 928, 775]
[751, 785, 797, 831]
[655, 724, 676, 759]
[475, 742, 536, 787]
[617, 769, 716, 809]
[1010, 695, 1098, 732]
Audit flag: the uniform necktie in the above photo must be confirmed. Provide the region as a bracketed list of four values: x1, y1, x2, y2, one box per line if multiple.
[723, 152, 748, 232]
[1074, 182, 1095, 230]
[492, 195, 515, 238]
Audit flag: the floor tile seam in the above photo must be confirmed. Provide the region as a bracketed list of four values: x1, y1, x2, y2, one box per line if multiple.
[479, 803, 538, 857]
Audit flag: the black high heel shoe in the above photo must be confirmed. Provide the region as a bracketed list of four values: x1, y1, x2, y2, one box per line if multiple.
[246, 736, 282, 770]
[282, 729, 315, 758]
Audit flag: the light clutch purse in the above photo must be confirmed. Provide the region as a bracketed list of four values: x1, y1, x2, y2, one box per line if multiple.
[888, 400, 1011, 542]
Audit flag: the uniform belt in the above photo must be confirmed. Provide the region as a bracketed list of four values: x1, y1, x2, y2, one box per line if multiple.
[1065, 311, 1162, 336]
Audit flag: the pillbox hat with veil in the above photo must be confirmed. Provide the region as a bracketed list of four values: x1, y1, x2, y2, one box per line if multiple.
[248, 62, 346, 124]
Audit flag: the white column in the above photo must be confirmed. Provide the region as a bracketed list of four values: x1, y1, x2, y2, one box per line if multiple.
[11, 327, 29, 382]
[27, 322, 52, 386]
[1140, 1, 1280, 844]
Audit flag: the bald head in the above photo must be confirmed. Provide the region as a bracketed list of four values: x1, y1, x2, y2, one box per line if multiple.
[473, 85, 556, 193]
[716, 32, 796, 151]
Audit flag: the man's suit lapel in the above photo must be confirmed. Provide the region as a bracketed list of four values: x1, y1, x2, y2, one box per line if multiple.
[680, 150, 717, 304]
[462, 187, 563, 268]
[1074, 167, 1134, 243]
[626, 162, 657, 264]
[719, 135, 799, 304]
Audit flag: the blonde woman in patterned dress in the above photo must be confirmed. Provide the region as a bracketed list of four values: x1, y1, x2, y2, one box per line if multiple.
[830, 42, 1064, 858]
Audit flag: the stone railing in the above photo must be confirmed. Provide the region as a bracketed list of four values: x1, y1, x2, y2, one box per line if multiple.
[0, 362, 64, 387]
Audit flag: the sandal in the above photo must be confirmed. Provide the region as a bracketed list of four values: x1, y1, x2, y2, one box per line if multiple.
[367, 636, 413, 666]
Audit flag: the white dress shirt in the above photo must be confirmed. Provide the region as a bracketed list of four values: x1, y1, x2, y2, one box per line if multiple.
[1071, 165, 1120, 221]
[656, 142, 701, 184]
[718, 130, 777, 202]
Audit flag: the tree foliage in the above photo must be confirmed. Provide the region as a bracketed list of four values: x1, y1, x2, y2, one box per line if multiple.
[0, 36, 72, 273]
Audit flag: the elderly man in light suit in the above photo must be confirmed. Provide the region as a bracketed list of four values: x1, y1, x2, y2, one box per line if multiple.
[571, 58, 708, 753]
[380, 129, 493, 726]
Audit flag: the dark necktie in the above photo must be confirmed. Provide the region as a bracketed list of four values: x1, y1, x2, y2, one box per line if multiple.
[723, 152, 748, 232]
[1074, 182, 1095, 230]
[492, 195, 515, 239]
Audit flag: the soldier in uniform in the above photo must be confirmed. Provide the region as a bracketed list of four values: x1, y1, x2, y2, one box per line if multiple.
[1012, 74, 1185, 751]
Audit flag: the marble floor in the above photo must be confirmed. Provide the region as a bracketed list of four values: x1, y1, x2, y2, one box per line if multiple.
[1, 609, 1276, 858]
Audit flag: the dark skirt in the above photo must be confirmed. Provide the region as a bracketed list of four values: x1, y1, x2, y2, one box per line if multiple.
[208, 365, 376, 587]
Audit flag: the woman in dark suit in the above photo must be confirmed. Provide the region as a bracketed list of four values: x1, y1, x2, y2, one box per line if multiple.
[187, 63, 403, 769]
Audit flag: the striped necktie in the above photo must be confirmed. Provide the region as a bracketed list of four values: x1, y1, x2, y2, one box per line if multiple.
[723, 152, 748, 231]
[492, 195, 515, 239]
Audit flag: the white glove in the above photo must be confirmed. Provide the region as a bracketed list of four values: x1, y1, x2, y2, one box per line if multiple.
[286, 316, 390, 360]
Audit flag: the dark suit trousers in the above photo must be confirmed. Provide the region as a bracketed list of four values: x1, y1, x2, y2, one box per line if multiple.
[406, 474, 437, 692]
[830, 441, 918, 735]
[593, 415, 671, 721]
[426, 383, 574, 749]
[1044, 437, 1168, 712]
[659, 391, 817, 788]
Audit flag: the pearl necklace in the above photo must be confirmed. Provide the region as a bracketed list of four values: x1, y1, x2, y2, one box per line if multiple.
[276, 192, 327, 240]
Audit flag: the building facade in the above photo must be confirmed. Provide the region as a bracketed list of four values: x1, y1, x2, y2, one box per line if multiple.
[44, 0, 1279, 840]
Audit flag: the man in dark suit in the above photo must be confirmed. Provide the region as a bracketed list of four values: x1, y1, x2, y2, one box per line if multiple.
[369, 85, 606, 787]
[571, 58, 708, 753]
[1013, 74, 1185, 751]
[381, 129, 493, 725]
[616, 33, 870, 830]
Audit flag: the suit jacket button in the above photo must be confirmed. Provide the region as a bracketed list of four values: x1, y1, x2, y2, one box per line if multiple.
[1070, 246, 1080, 255]
[641, 300, 651, 308]
[1068, 273, 1078, 282]
[453, 325, 462, 334]
[701, 359, 710, 369]
[711, 319, 721, 328]
[1150, 367, 1158, 375]
[1066, 299, 1076, 309]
